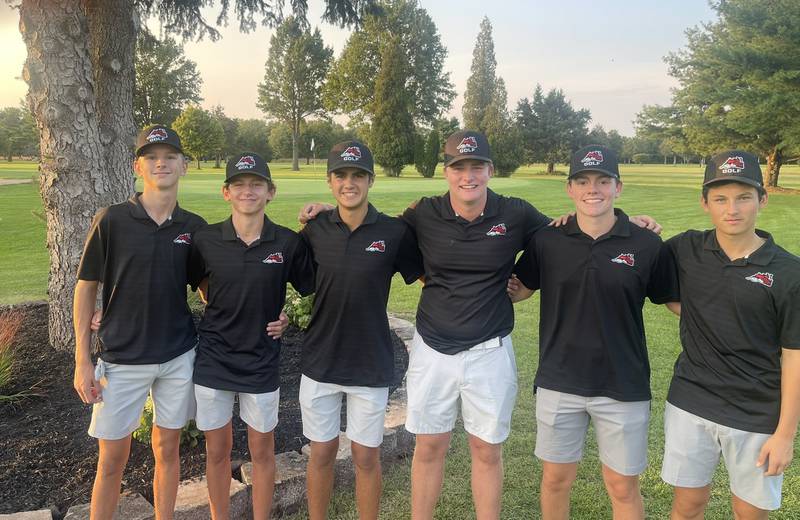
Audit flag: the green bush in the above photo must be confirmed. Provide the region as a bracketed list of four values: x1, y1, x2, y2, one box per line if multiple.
[132, 396, 203, 448]
[284, 286, 314, 330]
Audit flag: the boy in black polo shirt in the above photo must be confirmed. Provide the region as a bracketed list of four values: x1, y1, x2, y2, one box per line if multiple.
[661, 150, 800, 519]
[511, 145, 678, 520]
[74, 125, 206, 519]
[299, 141, 422, 520]
[190, 152, 314, 519]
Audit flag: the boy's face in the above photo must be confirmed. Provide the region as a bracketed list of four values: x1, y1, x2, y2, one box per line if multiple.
[702, 182, 767, 238]
[223, 174, 274, 216]
[566, 172, 622, 219]
[134, 144, 186, 191]
[328, 167, 373, 211]
[444, 159, 493, 206]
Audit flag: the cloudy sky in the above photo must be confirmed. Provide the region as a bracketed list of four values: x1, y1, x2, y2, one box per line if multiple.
[0, 0, 715, 135]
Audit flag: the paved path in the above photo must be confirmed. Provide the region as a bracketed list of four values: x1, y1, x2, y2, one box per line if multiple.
[0, 179, 33, 186]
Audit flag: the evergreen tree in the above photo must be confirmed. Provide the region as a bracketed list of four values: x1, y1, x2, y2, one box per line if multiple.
[484, 79, 524, 176]
[370, 37, 415, 176]
[462, 17, 497, 131]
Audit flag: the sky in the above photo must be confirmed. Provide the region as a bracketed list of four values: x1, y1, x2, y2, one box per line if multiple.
[0, 1, 715, 136]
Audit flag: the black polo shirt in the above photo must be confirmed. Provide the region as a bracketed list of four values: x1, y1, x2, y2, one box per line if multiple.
[300, 204, 423, 387]
[401, 189, 550, 354]
[191, 216, 315, 393]
[77, 194, 206, 365]
[514, 210, 679, 401]
[666, 230, 800, 433]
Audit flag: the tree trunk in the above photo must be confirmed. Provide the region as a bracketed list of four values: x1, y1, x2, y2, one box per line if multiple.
[765, 147, 782, 187]
[197, 157, 201, 169]
[19, 0, 136, 351]
[291, 121, 300, 171]
[215, 154, 221, 168]
[547, 162, 554, 174]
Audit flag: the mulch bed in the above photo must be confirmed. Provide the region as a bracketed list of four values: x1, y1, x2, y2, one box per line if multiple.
[0, 302, 408, 516]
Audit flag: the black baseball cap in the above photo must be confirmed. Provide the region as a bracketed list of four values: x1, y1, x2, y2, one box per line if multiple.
[703, 150, 763, 189]
[225, 152, 271, 183]
[443, 130, 492, 167]
[569, 145, 620, 180]
[327, 140, 374, 176]
[135, 125, 183, 156]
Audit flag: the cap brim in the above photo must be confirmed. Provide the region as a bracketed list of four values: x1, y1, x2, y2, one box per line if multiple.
[444, 155, 493, 168]
[703, 176, 762, 189]
[568, 167, 619, 179]
[327, 162, 374, 176]
[225, 171, 272, 183]
[136, 142, 183, 156]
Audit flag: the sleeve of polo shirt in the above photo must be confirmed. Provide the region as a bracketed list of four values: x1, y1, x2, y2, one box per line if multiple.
[513, 236, 541, 291]
[778, 283, 800, 349]
[76, 208, 109, 281]
[521, 200, 552, 245]
[288, 235, 316, 297]
[647, 240, 680, 304]
[187, 233, 207, 292]
[399, 201, 420, 233]
[394, 225, 424, 283]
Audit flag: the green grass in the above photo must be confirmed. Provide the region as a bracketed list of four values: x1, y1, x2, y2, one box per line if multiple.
[1, 160, 799, 518]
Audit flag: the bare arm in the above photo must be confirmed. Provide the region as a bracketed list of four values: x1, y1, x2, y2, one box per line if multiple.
[666, 302, 681, 316]
[73, 280, 101, 404]
[757, 348, 800, 475]
[298, 203, 335, 225]
[507, 274, 535, 303]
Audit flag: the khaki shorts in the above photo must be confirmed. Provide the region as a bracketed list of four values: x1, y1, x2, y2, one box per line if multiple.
[661, 402, 782, 511]
[535, 387, 650, 476]
[194, 384, 279, 434]
[88, 348, 196, 440]
[405, 331, 517, 444]
[299, 375, 388, 448]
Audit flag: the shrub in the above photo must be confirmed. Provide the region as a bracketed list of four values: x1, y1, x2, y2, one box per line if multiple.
[284, 286, 314, 330]
[0, 310, 40, 404]
[132, 396, 203, 448]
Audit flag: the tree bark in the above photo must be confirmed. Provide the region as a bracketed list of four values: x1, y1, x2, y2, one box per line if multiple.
[291, 121, 300, 171]
[19, 0, 136, 351]
[546, 162, 555, 174]
[765, 147, 782, 187]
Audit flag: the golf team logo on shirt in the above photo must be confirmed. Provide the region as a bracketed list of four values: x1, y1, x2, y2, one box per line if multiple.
[146, 128, 168, 142]
[262, 252, 284, 264]
[457, 136, 478, 154]
[173, 233, 192, 245]
[720, 156, 745, 174]
[235, 155, 256, 170]
[611, 253, 635, 267]
[365, 240, 386, 253]
[745, 272, 773, 288]
[340, 146, 362, 161]
[581, 150, 604, 167]
[486, 223, 507, 236]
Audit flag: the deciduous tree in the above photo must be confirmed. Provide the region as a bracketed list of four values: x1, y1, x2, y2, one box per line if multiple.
[172, 106, 225, 169]
[236, 118, 273, 161]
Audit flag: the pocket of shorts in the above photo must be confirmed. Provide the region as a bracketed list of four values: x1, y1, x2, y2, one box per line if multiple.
[94, 359, 106, 381]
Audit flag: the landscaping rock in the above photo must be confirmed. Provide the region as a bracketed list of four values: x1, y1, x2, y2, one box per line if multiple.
[241, 451, 309, 516]
[0, 510, 52, 520]
[388, 316, 415, 345]
[63, 492, 153, 520]
[384, 386, 408, 429]
[173, 477, 249, 520]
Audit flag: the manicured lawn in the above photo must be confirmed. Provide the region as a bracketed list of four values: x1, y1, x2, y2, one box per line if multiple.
[1, 160, 798, 518]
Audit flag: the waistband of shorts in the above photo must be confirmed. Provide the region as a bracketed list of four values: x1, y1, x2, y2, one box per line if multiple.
[468, 335, 510, 351]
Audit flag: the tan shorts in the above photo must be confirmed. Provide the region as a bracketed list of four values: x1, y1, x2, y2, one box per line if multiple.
[299, 375, 388, 448]
[88, 348, 196, 440]
[194, 384, 279, 434]
[661, 402, 782, 511]
[405, 331, 517, 444]
[534, 387, 650, 476]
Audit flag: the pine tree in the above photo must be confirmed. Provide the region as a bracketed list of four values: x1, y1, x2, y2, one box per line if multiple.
[462, 17, 497, 131]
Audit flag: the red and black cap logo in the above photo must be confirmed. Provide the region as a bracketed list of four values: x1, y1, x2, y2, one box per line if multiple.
[569, 145, 619, 180]
[444, 130, 492, 167]
[327, 140, 374, 176]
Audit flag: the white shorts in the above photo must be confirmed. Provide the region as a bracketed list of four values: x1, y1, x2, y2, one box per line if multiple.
[88, 348, 196, 440]
[194, 384, 279, 434]
[405, 331, 517, 444]
[534, 388, 650, 476]
[661, 402, 782, 511]
[299, 375, 388, 448]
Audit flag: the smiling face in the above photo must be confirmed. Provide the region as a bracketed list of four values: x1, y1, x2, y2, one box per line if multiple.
[133, 144, 186, 192]
[328, 167, 373, 211]
[702, 181, 767, 239]
[567, 171, 622, 218]
[444, 159, 493, 208]
[223, 174, 275, 216]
